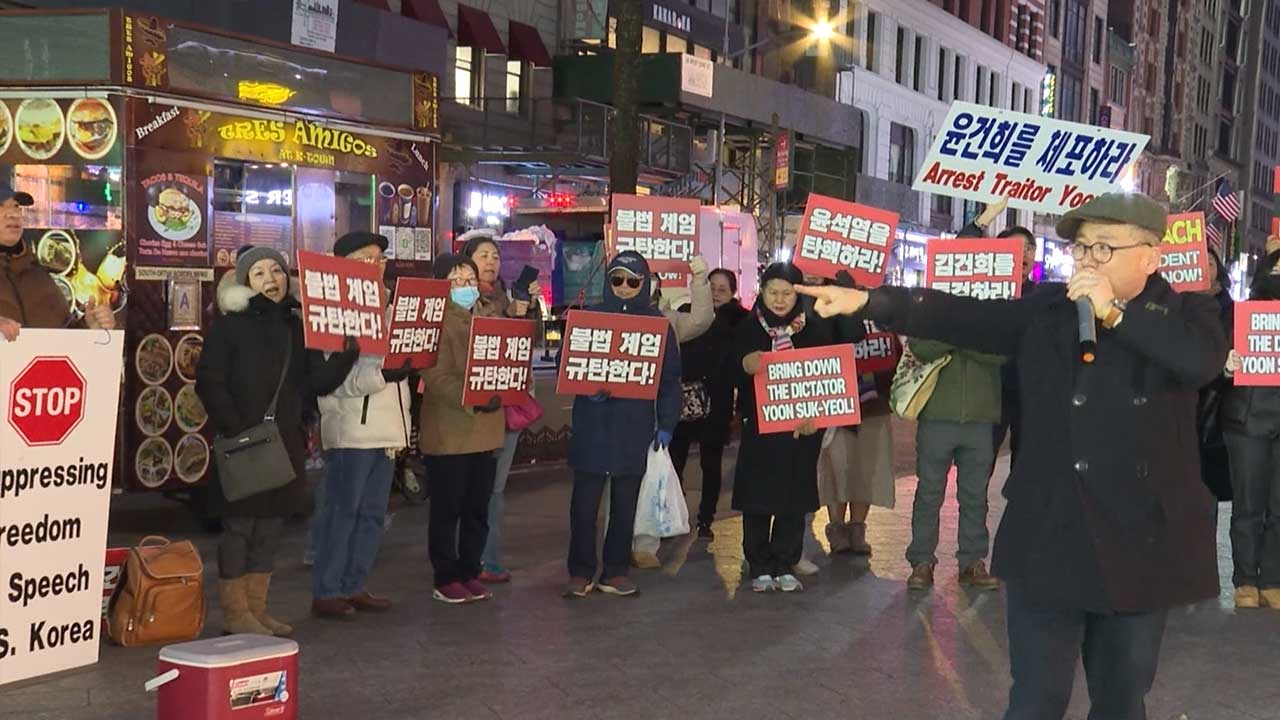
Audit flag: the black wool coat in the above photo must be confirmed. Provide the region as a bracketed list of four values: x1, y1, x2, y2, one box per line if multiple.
[677, 301, 749, 443]
[196, 284, 355, 518]
[865, 275, 1227, 612]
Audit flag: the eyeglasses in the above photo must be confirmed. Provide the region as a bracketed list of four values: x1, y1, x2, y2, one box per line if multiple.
[450, 277, 477, 288]
[1069, 241, 1154, 264]
[611, 276, 642, 289]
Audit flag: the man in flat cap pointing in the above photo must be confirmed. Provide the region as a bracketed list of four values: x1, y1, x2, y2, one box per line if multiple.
[797, 192, 1226, 720]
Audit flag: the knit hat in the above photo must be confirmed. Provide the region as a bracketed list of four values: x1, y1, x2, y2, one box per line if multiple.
[235, 246, 289, 287]
[432, 253, 478, 280]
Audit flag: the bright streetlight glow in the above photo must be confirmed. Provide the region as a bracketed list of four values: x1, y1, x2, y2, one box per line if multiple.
[810, 21, 835, 43]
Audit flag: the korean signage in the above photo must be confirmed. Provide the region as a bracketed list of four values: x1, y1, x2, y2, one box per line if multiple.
[913, 101, 1149, 215]
[754, 345, 862, 435]
[297, 250, 389, 355]
[385, 278, 449, 370]
[291, 0, 339, 54]
[792, 194, 897, 287]
[1234, 302, 1280, 386]
[1159, 212, 1211, 293]
[557, 310, 669, 401]
[0, 331, 124, 686]
[610, 194, 700, 286]
[774, 130, 791, 190]
[462, 317, 535, 405]
[924, 237, 1024, 300]
[853, 324, 900, 375]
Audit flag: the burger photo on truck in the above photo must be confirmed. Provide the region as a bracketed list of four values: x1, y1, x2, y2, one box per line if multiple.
[66, 98, 118, 160]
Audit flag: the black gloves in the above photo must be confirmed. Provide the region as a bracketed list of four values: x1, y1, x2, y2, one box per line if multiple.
[382, 357, 414, 383]
[476, 396, 503, 413]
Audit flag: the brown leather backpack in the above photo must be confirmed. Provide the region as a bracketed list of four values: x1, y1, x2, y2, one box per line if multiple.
[107, 536, 206, 647]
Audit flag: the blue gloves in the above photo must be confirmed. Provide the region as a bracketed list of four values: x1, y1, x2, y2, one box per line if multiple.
[589, 390, 611, 403]
[653, 430, 672, 450]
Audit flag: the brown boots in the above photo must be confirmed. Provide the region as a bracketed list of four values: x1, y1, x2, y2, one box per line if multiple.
[825, 521, 873, 556]
[219, 575, 292, 637]
[245, 573, 293, 636]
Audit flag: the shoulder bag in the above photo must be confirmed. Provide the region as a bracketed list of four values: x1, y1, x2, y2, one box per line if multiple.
[889, 343, 952, 420]
[212, 341, 296, 502]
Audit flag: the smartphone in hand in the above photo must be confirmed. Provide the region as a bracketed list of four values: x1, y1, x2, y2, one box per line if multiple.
[512, 265, 539, 301]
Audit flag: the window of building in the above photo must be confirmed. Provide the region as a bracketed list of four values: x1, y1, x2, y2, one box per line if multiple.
[1049, 0, 1061, 38]
[1064, 2, 1085, 65]
[954, 55, 966, 101]
[1108, 66, 1125, 105]
[932, 193, 953, 218]
[1025, 87, 1033, 112]
[981, 0, 993, 34]
[1224, 19, 1241, 62]
[937, 48, 949, 101]
[454, 45, 483, 109]
[866, 13, 880, 72]
[642, 26, 662, 54]
[1218, 119, 1233, 156]
[1222, 68, 1237, 112]
[665, 34, 687, 54]
[889, 123, 915, 184]
[1093, 16, 1104, 64]
[1089, 87, 1099, 125]
[895, 27, 907, 85]
[989, 71, 999, 106]
[1012, 81, 1022, 111]
[1029, 13, 1040, 56]
[504, 60, 523, 115]
[913, 35, 925, 92]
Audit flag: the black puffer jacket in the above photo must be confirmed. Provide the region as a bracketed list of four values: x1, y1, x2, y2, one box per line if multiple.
[196, 282, 355, 518]
[1223, 250, 1280, 438]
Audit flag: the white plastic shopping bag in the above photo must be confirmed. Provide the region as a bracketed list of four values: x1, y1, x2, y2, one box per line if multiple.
[633, 447, 690, 538]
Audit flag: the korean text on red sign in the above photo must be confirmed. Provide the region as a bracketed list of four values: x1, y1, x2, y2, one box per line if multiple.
[462, 317, 536, 405]
[924, 237, 1025, 300]
[853, 323, 900, 375]
[1234, 302, 1280, 387]
[556, 310, 669, 401]
[1159, 212, 1211, 293]
[297, 250, 389, 354]
[384, 277, 450, 369]
[912, 101, 1150, 215]
[753, 345, 862, 435]
[792, 194, 898, 287]
[610, 194, 700, 286]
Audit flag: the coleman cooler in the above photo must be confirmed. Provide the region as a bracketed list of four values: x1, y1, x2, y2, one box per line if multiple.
[145, 635, 299, 720]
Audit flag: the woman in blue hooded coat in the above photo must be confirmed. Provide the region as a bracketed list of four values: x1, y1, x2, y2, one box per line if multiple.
[563, 251, 682, 598]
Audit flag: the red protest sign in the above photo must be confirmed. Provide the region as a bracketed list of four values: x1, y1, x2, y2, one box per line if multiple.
[384, 277, 450, 369]
[792, 194, 898, 286]
[924, 237, 1024, 299]
[1160, 212, 1211, 293]
[557, 310, 669, 400]
[853, 326, 901, 375]
[1234, 302, 1280, 386]
[754, 345, 862, 435]
[610, 194, 700, 287]
[462, 316, 536, 405]
[298, 250, 389, 354]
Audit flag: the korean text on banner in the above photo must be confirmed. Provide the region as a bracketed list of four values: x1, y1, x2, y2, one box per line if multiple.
[0, 330, 125, 686]
[462, 317, 536, 406]
[610, 194, 701, 287]
[792, 194, 898, 287]
[853, 324, 901, 375]
[297, 250, 389, 355]
[912, 101, 1149, 215]
[1234, 302, 1280, 386]
[384, 278, 450, 369]
[925, 237, 1025, 300]
[754, 345, 862, 435]
[556, 310, 669, 401]
[1160, 212, 1211, 293]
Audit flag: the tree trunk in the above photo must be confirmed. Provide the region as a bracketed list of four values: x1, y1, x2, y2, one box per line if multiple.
[609, 0, 642, 197]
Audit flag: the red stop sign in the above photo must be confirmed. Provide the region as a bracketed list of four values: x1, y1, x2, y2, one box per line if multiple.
[7, 356, 87, 447]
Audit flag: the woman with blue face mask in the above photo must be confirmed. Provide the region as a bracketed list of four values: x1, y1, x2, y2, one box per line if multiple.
[418, 254, 505, 604]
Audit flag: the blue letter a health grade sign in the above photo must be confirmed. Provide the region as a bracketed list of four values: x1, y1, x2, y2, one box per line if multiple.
[912, 101, 1150, 216]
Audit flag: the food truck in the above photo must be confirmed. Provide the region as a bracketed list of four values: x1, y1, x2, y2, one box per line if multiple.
[0, 9, 441, 510]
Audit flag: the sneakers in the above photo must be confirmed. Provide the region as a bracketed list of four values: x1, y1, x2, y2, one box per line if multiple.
[958, 561, 1000, 591]
[1236, 586, 1261, 609]
[462, 579, 493, 601]
[793, 558, 820, 576]
[562, 577, 594, 598]
[311, 597, 357, 620]
[907, 563, 936, 591]
[432, 582, 473, 605]
[775, 574, 804, 593]
[347, 591, 393, 612]
[826, 522, 853, 554]
[848, 521, 872, 556]
[752, 575, 779, 593]
[597, 576, 639, 596]
[479, 564, 512, 583]
[696, 522, 715, 541]
[631, 551, 661, 569]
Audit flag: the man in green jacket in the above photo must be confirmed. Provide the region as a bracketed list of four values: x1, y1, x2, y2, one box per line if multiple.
[906, 337, 1004, 591]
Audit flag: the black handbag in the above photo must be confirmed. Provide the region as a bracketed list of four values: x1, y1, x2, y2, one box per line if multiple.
[1197, 383, 1232, 502]
[680, 380, 711, 422]
[212, 342, 296, 502]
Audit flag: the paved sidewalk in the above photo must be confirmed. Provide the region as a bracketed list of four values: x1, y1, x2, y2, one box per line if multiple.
[3, 436, 1278, 719]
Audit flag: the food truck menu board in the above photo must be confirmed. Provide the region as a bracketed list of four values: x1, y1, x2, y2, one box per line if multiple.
[0, 96, 124, 166]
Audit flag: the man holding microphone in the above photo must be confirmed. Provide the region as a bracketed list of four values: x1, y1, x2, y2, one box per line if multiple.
[796, 193, 1226, 720]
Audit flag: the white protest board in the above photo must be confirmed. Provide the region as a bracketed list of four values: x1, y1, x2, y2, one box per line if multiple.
[912, 101, 1149, 215]
[0, 330, 124, 686]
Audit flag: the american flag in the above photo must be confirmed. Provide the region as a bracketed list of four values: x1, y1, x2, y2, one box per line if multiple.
[1212, 181, 1241, 223]
[1206, 221, 1225, 256]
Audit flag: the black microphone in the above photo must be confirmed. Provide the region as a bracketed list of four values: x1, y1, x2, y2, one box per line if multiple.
[1076, 297, 1097, 364]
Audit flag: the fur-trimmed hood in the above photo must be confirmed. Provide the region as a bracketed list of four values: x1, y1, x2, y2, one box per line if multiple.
[216, 270, 299, 314]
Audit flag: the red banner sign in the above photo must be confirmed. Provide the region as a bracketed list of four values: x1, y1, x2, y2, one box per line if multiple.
[1235, 301, 1280, 386]
[1159, 212, 1211, 293]
[924, 237, 1024, 299]
[384, 278, 450, 369]
[462, 317, 536, 405]
[610, 194, 701, 287]
[297, 250, 389, 354]
[792, 194, 898, 286]
[556, 310, 669, 400]
[754, 345, 862, 435]
[853, 327, 901, 375]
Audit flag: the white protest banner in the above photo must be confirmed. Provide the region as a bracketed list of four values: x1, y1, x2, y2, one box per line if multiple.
[913, 101, 1149, 215]
[0, 330, 125, 686]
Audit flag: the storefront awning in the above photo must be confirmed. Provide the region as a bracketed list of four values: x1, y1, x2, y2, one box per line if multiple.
[507, 20, 552, 67]
[403, 0, 453, 36]
[457, 4, 507, 55]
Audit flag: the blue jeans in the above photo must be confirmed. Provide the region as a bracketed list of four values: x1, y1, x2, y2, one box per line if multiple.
[481, 430, 520, 569]
[312, 448, 395, 599]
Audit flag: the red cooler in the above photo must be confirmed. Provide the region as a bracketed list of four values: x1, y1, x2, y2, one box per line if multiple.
[147, 635, 299, 720]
